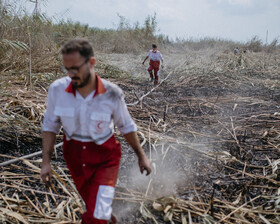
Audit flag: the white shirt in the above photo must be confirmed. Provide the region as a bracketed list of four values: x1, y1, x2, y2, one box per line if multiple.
[148, 50, 164, 61]
[42, 75, 137, 145]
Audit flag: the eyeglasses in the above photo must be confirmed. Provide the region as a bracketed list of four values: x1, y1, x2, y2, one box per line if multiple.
[61, 58, 89, 75]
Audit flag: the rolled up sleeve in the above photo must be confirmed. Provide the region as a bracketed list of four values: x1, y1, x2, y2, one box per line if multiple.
[159, 52, 164, 61]
[113, 97, 137, 135]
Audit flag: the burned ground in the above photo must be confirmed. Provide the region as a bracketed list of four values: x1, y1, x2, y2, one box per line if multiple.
[0, 50, 280, 223]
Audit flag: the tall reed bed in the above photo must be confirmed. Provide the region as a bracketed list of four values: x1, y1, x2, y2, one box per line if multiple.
[0, 0, 279, 78]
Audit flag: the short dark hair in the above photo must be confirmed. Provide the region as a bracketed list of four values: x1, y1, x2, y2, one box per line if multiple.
[152, 44, 157, 48]
[61, 38, 94, 58]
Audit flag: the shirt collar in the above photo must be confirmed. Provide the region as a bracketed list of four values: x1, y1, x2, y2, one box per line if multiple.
[94, 74, 106, 97]
[65, 74, 106, 97]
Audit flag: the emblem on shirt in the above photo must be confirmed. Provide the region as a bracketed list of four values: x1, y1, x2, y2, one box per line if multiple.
[97, 121, 104, 130]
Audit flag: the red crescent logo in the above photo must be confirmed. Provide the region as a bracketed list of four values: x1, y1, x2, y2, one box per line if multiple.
[97, 121, 103, 129]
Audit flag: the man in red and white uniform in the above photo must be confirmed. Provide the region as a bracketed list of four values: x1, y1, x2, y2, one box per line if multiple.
[142, 44, 164, 86]
[41, 39, 151, 224]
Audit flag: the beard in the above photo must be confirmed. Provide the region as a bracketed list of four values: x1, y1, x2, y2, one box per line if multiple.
[72, 72, 91, 89]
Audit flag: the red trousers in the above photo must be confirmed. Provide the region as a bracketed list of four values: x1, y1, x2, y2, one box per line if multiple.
[148, 60, 160, 81]
[63, 135, 121, 224]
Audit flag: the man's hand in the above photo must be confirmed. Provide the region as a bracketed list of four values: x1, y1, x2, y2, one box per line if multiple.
[142, 56, 149, 65]
[40, 162, 52, 187]
[138, 154, 152, 176]
[161, 64, 164, 68]
[41, 131, 56, 186]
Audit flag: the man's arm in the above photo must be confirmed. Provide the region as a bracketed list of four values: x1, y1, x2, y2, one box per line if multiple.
[142, 56, 149, 65]
[159, 51, 164, 68]
[123, 132, 151, 175]
[41, 131, 56, 185]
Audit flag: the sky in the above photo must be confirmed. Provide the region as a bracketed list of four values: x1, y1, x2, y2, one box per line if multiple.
[27, 0, 280, 43]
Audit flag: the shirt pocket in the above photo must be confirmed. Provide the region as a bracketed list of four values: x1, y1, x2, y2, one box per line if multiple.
[89, 112, 111, 134]
[54, 107, 76, 136]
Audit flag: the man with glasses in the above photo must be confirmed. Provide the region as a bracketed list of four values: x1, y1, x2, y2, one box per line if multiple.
[41, 38, 151, 224]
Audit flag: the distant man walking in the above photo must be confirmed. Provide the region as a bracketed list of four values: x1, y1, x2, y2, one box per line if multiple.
[234, 47, 239, 55]
[142, 44, 164, 86]
[41, 38, 151, 224]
